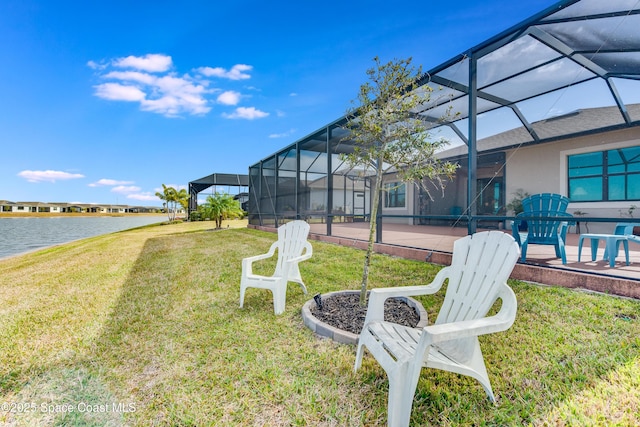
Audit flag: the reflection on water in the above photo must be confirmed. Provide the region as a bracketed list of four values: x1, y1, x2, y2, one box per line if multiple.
[0, 216, 165, 259]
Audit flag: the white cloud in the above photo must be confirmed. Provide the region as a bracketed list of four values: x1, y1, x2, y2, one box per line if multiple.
[94, 83, 146, 101]
[113, 54, 173, 72]
[269, 128, 297, 138]
[87, 60, 107, 70]
[103, 71, 157, 85]
[127, 192, 158, 201]
[89, 178, 135, 187]
[140, 95, 209, 117]
[222, 107, 269, 120]
[90, 55, 259, 117]
[111, 185, 141, 194]
[289, 92, 298, 97]
[93, 70, 210, 116]
[18, 170, 85, 183]
[197, 64, 252, 80]
[217, 90, 241, 105]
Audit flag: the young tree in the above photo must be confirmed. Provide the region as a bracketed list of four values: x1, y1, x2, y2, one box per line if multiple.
[342, 56, 459, 305]
[204, 192, 244, 228]
[155, 184, 188, 221]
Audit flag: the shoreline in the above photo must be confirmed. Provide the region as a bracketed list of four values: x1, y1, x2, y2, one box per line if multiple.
[0, 212, 167, 218]
[0, 215, 170, 261]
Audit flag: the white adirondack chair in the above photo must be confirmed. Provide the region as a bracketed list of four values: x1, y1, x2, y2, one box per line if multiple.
[240, 220, 313, 315]
[354, 231, 520, 427]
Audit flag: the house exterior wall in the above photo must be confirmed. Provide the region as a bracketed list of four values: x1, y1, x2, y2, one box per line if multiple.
[505, 127, 640, 233]
[379, 174, 414, 225]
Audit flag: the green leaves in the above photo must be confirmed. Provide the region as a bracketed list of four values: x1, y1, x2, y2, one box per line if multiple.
[343, 57, 459, 201]
[155, 184, 189, 221]
[200, 192, 244, 228]
[343, 56, 461, 299]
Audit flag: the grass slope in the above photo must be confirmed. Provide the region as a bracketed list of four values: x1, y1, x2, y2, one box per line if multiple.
[0, 221, 639, 426]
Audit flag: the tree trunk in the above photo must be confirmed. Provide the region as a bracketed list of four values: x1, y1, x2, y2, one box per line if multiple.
[360, 159, 384, 306]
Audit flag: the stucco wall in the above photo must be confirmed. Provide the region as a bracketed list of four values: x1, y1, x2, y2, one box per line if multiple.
[379, 176, 415, 225]
[505, 127, 640, 233]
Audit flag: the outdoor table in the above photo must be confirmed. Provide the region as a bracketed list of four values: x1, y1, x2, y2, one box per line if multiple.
[578, 233, 629, 268]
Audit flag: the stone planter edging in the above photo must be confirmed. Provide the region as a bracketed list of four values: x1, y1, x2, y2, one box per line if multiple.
[301, 290, 429, 345]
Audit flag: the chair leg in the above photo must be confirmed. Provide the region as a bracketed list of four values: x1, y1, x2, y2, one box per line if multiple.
[606, 238, 617, 268]
[354, 341, 365, 371]
[353, 337, 418, 427]
[272, 283, 286, 315]
[291, 279, 308, 295]
[558, 242, 567, 265]
[298, 281, 308, 295]
[520, 242, 528, 262]
[462, 342, 496, 402]
[239, 280, 247, 308]
[386, 364, 421, 427]
[477, 379, 496, 403]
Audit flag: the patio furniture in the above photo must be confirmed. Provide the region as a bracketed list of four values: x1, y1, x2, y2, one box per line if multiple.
[354, 231, 520, 427]
[521, 192, 569, 213]
[627, 233, 640, 247]
[611, 223, 640, 257]
[601, 223, 640, 264]
[240, 220, 313, 315]
[578, 233, 630, 267]
[511, 193, 573, 264]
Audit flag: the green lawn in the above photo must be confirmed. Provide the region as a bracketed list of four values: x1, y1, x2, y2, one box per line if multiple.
[0, 221, 639, 426]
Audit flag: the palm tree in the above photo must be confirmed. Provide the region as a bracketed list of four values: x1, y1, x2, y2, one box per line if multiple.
[155, 184, 188, 221]
[204, 192, 244, 228]
[175, 188, 189, 218]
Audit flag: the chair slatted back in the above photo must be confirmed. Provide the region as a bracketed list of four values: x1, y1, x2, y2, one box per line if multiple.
[274, 220, 310, 276]
[522, 193, 569, 214]
[434, 231, 519, 361]
[436, 231, 519, 325]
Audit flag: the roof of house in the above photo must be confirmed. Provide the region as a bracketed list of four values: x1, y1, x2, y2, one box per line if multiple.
[438, 104, 640, 159]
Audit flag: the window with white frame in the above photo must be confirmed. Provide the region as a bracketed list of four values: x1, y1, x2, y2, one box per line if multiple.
[568, 146, 640, 202]
[383, 182, 406, 208]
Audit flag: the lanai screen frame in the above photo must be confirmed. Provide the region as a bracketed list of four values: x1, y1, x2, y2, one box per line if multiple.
[188, 173, 249, 214]
[248, 0, 640, 238]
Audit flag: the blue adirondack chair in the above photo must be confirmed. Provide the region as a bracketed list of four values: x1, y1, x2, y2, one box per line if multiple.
[522, 192, 570, 213]
[511, 193, 573, 264]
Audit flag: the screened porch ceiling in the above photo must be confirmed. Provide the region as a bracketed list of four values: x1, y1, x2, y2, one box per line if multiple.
[269, 0, 640, 179]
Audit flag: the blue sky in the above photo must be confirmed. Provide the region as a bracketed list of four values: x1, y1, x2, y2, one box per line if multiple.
[0, 0, 559, 206]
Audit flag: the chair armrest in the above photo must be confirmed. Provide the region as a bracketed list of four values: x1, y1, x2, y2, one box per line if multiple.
[241, 241, 278, 276]
[510, 218, 523, 245]
[363, 267, 451, 325]
[417, 284, 517, 346]
[287, 242, 313, 264]
[281, 242, 313, 279]
[627, 234, 640, 244]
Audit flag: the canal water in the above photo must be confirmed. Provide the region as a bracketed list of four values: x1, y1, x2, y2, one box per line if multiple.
[0, 216, 166, 259]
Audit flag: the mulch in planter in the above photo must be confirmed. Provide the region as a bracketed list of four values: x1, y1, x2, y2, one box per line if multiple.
[309, 292, 420, 335]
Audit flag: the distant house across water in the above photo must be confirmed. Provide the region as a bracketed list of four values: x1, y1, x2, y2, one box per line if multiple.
[0, 200, 162, 214]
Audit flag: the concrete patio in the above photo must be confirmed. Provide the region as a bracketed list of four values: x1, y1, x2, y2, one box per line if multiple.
[302, 222, 640, 300]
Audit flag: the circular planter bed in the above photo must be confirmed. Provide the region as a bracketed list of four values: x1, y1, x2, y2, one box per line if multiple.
[301, 290, 428, 345]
